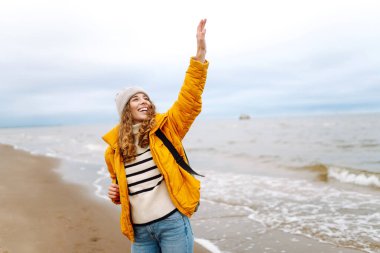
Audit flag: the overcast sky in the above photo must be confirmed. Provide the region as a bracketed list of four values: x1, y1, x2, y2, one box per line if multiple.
[1, 0, 379, 127]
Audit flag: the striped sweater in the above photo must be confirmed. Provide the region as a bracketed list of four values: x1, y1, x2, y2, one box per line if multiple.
[125, 124, 176, 225]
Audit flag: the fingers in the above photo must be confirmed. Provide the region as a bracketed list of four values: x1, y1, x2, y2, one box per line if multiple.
[108, 191, 119, 198]
[108, 187, 119, 196]
[197, 19, 207, 44]
[108, 194, 120, 200]
[108, 184, 119, 193]
[197, 20, 202, 33]
[194, 18, 207, 62]
[108, 183, 120, 203]
[197, 19, 207, 34]
[110, 183, 119, 189]
[201, 18, 207, 32]
[112, 199, 121, 205]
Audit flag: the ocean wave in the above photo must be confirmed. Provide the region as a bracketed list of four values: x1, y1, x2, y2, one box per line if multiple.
[361, 143, 380, 148]
[300, 164, 380, 188]
[194, 238, 222, 253]
[328, 166, 380, 188]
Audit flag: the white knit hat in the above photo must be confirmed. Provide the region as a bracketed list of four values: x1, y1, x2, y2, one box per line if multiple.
[115, 86, 149, 117]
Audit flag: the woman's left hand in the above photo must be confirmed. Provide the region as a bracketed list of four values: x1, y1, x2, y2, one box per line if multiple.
[194, 19, 207, 63]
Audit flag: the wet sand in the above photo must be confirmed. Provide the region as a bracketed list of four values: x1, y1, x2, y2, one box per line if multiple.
[0, 144, 209, 253]
[191, 200, 365, 253]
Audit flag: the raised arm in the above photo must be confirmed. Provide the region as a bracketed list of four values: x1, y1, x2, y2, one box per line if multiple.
[165, 19, 209, 139]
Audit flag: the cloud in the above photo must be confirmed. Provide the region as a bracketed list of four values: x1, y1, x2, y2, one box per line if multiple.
[1, 0, 380, 126]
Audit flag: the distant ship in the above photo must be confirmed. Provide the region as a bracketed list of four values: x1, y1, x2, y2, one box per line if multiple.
[239, 114, 251, 120]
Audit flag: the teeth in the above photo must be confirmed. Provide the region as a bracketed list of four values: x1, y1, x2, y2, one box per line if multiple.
[139, 108, 148, 112]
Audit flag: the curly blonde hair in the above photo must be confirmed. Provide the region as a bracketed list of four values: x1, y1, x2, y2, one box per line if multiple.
[118, 101, 156, 163]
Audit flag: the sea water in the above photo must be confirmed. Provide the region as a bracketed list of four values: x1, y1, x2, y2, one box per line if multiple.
[0, 113, 379, 253]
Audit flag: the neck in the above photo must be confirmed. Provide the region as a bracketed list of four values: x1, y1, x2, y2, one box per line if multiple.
[132, 123, 141, 135]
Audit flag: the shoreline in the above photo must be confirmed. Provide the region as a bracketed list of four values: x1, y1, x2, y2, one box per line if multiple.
[191, 200, 365, 253]
[0, 144, 210, 253]
[0, 142, 372, 253]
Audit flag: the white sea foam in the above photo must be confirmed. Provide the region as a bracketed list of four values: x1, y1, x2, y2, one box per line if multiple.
[85, 144, 105, 151]
[200, 170, 380, 253]
[194, 238, 223, 253]
[45, 152, 58, 158]
[93, 166, 110, 200]
[328, 166, 380, 188]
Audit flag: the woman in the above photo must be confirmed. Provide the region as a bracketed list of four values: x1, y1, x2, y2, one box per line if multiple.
[102, 19, 209, 253]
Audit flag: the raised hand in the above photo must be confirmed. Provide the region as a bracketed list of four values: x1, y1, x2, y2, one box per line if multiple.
[194, 19, 207, 63]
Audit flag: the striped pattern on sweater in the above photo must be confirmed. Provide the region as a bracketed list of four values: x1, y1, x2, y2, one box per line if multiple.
[124, 124, 176, 225]
[125, 149, 163, 196]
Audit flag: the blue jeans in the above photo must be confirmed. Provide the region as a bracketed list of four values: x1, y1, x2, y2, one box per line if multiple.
[131, 210, 194, 253]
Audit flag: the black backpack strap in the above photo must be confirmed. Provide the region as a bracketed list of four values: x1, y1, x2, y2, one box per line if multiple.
[155, 129, 204, 177]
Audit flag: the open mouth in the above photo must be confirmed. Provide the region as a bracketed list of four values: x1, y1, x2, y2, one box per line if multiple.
[138, 107, 148, 112]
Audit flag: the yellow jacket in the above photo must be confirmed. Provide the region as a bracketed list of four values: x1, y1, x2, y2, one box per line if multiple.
[102, 58, 209, 242]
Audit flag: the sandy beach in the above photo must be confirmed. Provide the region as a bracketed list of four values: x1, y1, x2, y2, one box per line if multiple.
[0, 139, 375, 253]
[0, 144, 209, 253]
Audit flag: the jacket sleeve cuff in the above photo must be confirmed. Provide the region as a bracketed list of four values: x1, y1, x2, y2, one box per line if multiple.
[190, 57, 209, 69]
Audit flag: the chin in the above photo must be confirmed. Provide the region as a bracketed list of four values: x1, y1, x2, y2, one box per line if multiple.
[137, 117, 149, 122]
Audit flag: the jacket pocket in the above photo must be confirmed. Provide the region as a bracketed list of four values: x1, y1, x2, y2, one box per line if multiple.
[174, 168, 201, 214]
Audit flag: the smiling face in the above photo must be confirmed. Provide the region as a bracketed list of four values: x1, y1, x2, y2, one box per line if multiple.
[128, 92, 152, 124]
